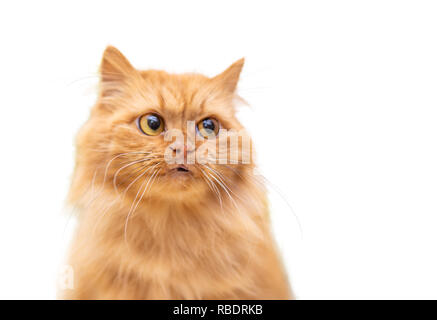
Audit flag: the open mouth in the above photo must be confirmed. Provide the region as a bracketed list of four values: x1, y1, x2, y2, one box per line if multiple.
[176, 165, 189, 173]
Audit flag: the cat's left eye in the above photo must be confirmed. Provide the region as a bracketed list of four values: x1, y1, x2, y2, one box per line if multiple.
[138, 113, 165, 136]
[197, 117, 219, 138]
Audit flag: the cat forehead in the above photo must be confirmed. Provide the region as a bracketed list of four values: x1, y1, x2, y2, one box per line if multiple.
[136, 71, 231, 119]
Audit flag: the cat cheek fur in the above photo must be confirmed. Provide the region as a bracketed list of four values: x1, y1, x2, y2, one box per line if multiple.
[62, 46, 293, 299]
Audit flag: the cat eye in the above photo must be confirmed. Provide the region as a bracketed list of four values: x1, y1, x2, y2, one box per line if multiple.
[138, 113, 165, 136]
[197, 117, 219, 138]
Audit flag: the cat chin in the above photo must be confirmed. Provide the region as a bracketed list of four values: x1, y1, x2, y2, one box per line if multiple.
[156, 181, 207, 196]
[146, 180, 210, 201]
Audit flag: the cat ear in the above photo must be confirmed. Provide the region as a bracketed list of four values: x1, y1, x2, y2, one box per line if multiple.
[99, 46, 136, 96]
[212, 58, 245, 93]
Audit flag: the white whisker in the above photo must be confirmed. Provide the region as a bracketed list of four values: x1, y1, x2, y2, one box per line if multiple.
[123, 163, 160, 244]
[113, 158, 152, 193]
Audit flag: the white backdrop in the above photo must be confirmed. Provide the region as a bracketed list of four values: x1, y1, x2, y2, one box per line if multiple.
[0, 1, 436, 299]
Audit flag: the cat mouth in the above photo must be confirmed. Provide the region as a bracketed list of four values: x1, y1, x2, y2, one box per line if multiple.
[170, 165, 190, 173]
[176, 165, 189, 172]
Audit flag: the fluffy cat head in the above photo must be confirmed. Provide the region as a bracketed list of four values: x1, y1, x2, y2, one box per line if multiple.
[70, 46, 255, 209]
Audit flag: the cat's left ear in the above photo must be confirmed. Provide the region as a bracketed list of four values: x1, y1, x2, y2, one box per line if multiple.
[212, 58, 245, 93]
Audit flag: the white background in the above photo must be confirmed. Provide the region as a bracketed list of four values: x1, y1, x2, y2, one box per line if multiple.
[0, 1, 436, 299]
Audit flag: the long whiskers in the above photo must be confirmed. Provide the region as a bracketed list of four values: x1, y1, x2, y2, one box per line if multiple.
[64, 151, 152, 235]
[214, 162, 303, 237]
[86, 151, 152, 206]
[197, 165, 223, 210]
[112, 156, 159, 194]
[201, 164, 240, 213]
[123, 163, 161, 244]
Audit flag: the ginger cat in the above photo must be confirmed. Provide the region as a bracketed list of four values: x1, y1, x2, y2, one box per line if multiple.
[62, 46, 292, 299]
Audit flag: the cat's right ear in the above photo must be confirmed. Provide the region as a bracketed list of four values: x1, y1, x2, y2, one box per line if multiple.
[99, 46, 137, 98]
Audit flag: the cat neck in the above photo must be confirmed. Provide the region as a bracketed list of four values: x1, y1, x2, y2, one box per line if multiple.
[80, 181, 268, 253]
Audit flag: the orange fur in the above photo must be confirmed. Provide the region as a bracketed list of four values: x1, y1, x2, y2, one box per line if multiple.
[61, 46, 292, 299]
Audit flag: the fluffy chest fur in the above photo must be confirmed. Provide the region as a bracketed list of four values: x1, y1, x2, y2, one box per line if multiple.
[67, 184, 285, 299]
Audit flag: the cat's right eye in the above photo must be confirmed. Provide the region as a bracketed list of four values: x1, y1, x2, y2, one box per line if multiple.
[138, 113, 165, 136]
